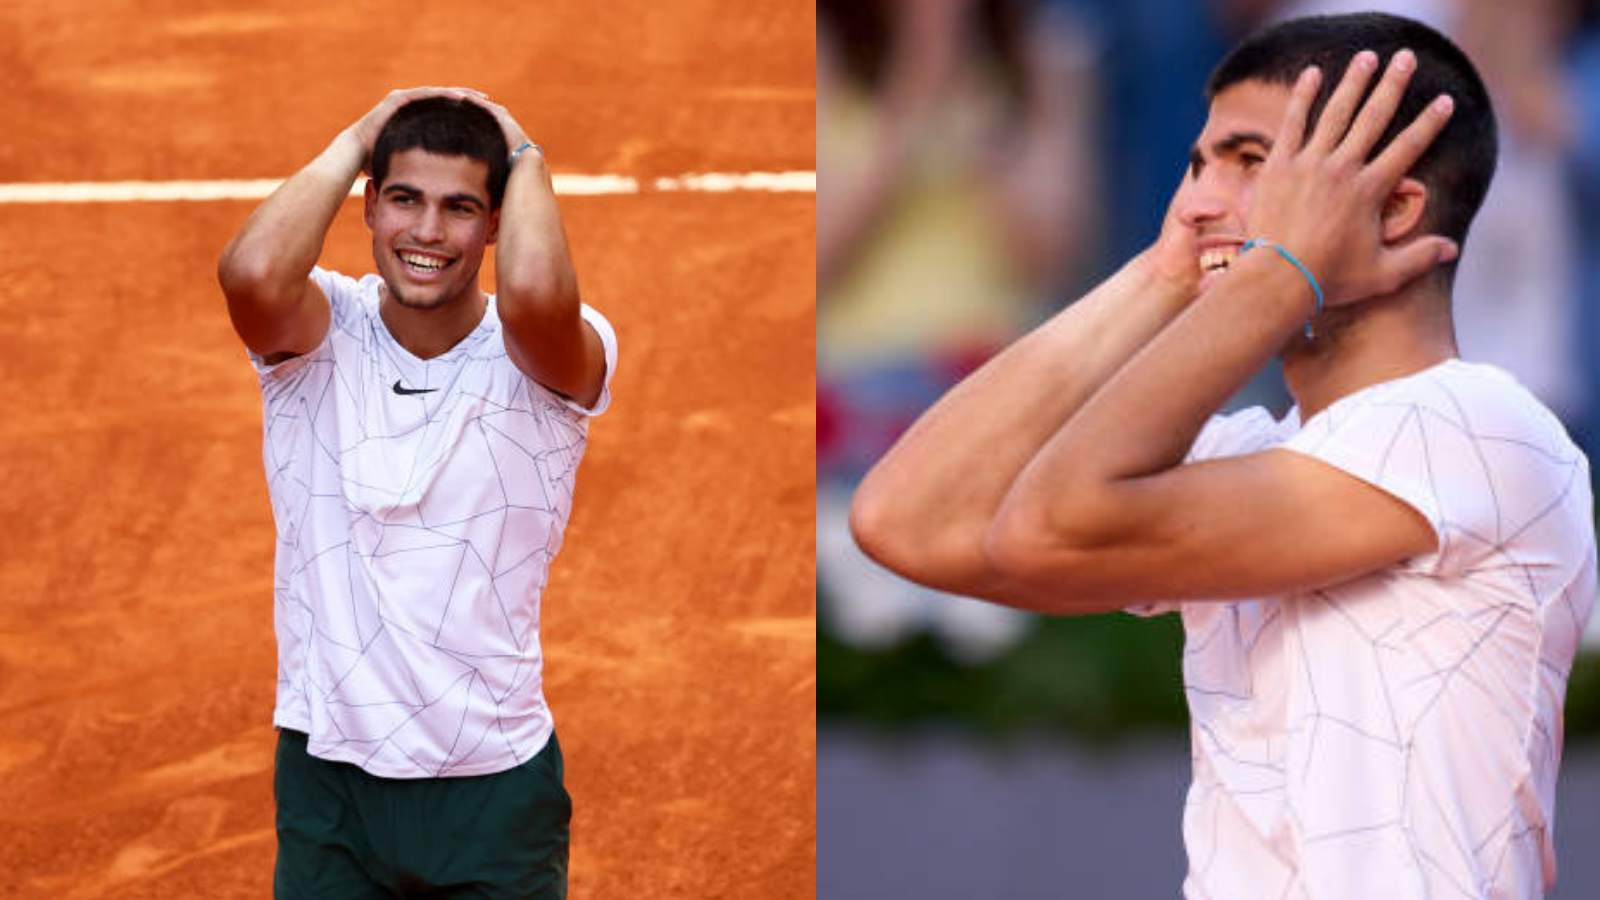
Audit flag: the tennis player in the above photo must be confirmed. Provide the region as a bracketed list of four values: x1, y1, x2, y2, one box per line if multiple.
[218, 87, 615, 898]
[852, 13, 1595, 898]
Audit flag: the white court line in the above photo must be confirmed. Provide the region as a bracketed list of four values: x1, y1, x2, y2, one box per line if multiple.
[0, 171, 815, 204]
[652, 172, 815, 192]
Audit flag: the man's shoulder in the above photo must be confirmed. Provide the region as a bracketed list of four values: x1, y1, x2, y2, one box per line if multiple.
[309, 267, 381, 329]
[1281, 358, 1591, 574]
[306, 263, 374, 295]
[1374, 359, 1577, 460]
[1303, 359, 1572, 453]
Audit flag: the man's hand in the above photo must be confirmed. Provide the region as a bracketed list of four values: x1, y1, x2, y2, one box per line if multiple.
[348, 86, 487, 172]
[1134, 171, 1206, 303]
[1246, 50, 1459, 307]
[464, 95, 533, 156]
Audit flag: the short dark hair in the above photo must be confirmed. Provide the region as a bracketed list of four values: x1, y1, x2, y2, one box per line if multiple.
[1206, 12, 1497, 244]
[370, 97, 510, 208]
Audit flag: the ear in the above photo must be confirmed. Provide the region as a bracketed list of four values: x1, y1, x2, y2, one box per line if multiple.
[487, 207, 500, 245]
[1380, 177, 1429, 243]
[363, 179, 378, 230]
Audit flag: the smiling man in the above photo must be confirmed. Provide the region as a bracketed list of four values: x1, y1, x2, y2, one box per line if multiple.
[852, 13, 1594, 899]
[218, 88, 615, 899]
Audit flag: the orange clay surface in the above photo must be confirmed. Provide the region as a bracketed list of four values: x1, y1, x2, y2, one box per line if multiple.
[0, 3, 814, 897]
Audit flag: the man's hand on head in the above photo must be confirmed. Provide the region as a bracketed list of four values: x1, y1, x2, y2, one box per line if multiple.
[349, 86, 488, 172]
[465, 96, 533, 160]
[1245, 49, 1459, 308]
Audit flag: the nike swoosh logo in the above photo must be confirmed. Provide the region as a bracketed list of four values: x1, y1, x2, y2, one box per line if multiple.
[392, 379, 438, 396]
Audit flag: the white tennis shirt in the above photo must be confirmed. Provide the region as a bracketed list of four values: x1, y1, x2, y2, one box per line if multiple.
[1146, 360, 1595, 899]
[251, 267, 617, 778]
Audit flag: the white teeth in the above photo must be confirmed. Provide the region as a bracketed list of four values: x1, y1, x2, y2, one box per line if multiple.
[1199, 248, 1237, 274]
[400, 252, 446, 271]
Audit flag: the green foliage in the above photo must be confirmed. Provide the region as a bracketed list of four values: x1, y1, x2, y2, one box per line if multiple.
[818, 596, 1190, 741]
[819, 591, 1600, 744]
[1567, 652, 1600, 743]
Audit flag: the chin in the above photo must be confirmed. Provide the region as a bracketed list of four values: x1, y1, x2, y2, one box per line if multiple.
[387, 286, 451, 310]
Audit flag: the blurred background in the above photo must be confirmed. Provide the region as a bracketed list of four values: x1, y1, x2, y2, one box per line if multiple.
[816, 0, 1600, 896]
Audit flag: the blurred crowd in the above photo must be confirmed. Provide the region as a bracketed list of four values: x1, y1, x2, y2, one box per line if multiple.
[818, 0, 1600, 662]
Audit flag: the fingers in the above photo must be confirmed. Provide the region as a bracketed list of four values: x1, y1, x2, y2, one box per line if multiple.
[1377, 234, 1459, 291]
[411, 86, 480, 96]
[389, 86, 487, 107]
[1307, 50, 1378, 154]
[1336, 50, 1415, 163]
[1307, 48, 1453, 184]
[370, 87, 527, 147]
[1274, 66, 1322, 155]
[476, 97, 511, 118]
[1371, 92, 1455, 185]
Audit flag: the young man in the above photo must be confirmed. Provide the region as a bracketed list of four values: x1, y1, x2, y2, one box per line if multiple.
[218, 87, 616, 899]
[852, 14, 1595, 899]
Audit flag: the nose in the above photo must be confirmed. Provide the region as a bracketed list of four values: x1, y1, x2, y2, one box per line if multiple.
[412, 204, 446, 243]
[1174, 172, 1229, 230]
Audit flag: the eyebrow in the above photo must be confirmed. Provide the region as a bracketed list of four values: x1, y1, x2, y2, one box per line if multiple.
[382, 182, 487, 209]
[1188, 130, 1275, 171]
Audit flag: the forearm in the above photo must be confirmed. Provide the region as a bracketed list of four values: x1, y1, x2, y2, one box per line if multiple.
[1004, 255, 1310, 535]
[494, 151, 580, 323]
[851, 253, 1193, 593]
[218, 129, 363, 302]
[985, 48, 1461, 604]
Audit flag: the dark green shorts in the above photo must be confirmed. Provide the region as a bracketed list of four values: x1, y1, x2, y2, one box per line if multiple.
[273, 728, 571, 899]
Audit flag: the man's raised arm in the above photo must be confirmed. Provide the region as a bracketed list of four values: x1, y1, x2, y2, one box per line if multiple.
[849, 190, 1203, 602]
[476, 100, 606, 410]
[216, 87, 473, 363]
[985, 54, 1456, 613]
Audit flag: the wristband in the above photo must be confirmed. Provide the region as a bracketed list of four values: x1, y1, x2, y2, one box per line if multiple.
[1241, 238, 1323, 339]
[510, 141, 541, 165]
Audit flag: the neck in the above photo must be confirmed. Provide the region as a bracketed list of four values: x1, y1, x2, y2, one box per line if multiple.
[377, 283, 488, 359]
[1283, 280, 1459, 420]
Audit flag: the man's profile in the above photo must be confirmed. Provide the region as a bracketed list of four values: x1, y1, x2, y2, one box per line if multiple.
[218, 87, 614, 898]
[852, 13, 1595, 898]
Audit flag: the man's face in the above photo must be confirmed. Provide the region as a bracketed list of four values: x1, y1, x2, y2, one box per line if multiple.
[364, 148, 498, 310]
[1174, 79, 1292, 294]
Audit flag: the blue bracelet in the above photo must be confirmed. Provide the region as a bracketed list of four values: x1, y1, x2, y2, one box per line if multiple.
[510, 141, 541, 165]
[1241, 238, 1323, 339]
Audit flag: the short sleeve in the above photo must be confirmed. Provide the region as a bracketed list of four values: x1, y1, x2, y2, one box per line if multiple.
[559, 303, 618, 417]
[1281, 389, 1451, 572]
[1128, 405, 1290, 617]
[247, 266, 360, 378]
[1278, 364, 1583, 578]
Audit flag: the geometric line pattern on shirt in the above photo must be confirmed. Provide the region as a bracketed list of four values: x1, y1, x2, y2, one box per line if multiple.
[261, 270, 601, 778]
[1178, 361, 1595, 898]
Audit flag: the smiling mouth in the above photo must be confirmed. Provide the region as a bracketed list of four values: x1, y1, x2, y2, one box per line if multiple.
[1199, 246, 1240, 277]
[397, 250, 454, 275]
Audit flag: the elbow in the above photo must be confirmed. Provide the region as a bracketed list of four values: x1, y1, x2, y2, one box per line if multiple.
[216, 243, 284, 303]
[982, 502, 1061, 590]
[848, 477, 1037, 604]
[982, 498, 1115, 613]
[847, 480, 904, 574]
[216, 241, 254, 295]
[847, 477, 963, 589]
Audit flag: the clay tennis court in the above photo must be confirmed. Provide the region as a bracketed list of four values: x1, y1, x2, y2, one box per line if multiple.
[0, 3, 813, 897]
